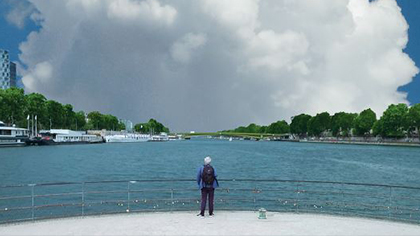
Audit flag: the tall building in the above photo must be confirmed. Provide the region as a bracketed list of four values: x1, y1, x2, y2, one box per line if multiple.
[0, 49, 17, 89]
[10, 62, 16, 87]
[120, 119, 134, 132]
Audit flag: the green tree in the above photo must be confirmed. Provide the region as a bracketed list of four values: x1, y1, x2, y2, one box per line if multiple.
[0, 89, 128, 131]
[74, 111, 86, 130]
[406, 104, 420, 137]
[330, 113, 342, 137]
[134, 123, 148, 133]
[46, 100, 66, 129]
[24, 93, 47, 129]
[372, 119, 384, 137]
[331, 112, 357, 137]
[266, 120, 290, 134]
[353, 108, 377, 136]
[307, 117, 319, 136]
[290, 114, 312, 137]
[233, 126, 247, 133]
[85, 112, 126, 131]
[378, 104, 409, 137]
[148, 118, 169, 133]
[259, 126, 267, 133]
[63, 104, 76, 129]
[245, 123, 261, 133]
[87, 111, 104, 130]
[0, 88, 26, 126]
[307, 112, 331, 137]
[148, 119, 160, 133]
[103, 114, 120, 130]
[118, 121, 126, 131]
[134, 119, 169, 134]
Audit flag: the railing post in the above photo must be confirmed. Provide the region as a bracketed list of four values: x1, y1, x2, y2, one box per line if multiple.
[341, 183, 344, 214]
[388, 186, 392, 219]
[295, 182, 299, 213]
[29, 184, 35, 221]
[128, 181, 136, 213]
[82, 182, 85, 216]
[254, 182, 257, 211]
[170, 189, 174, 213]
[127, 182, 131, 213]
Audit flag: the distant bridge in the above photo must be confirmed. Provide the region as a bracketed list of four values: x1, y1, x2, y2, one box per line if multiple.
[181, 132, 292, 140]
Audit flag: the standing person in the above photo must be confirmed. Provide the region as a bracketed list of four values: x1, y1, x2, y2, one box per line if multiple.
[197, 156, 219, 218]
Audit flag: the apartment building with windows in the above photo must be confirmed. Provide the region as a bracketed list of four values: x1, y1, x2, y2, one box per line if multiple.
[0, 49, 16, 89]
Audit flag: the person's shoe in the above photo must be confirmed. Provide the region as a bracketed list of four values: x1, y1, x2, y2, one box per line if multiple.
[197, 213, 205, 218]
[209, 214, 214, 218]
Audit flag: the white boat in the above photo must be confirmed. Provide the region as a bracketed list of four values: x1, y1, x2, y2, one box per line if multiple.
[150, 132, 169, 142]
[37, 129, 103, 145]
[0, 121, 29, 147]
[105, 133, 151, 143]
[168, 134, 184, 141]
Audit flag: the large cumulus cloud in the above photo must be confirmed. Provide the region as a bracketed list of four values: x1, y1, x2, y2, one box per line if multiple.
[16, 0, 419, 131]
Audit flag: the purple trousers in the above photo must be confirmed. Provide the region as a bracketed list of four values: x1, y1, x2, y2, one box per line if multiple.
[200, 187, 215, 216]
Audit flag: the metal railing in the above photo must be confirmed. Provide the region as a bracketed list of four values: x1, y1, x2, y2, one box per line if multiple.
[1, 179, 419, 224]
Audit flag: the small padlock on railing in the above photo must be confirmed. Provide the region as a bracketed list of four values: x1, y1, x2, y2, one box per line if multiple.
[258, 208, 267, 219]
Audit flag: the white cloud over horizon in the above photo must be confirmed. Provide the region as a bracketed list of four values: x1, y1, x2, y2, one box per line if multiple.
[15, 0, 419, 131]
[107, 0, 177, 26]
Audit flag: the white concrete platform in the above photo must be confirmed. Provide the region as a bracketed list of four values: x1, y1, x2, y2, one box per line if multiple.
[1, 211, 420, 236]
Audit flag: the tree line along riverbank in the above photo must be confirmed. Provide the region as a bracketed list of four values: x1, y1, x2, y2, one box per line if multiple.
[220, 103, 420, 141]
[2, 87, 419, 140]
[0, 88, 169, 133]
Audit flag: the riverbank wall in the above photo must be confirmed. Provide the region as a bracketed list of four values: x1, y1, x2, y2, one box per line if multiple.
[298, 137, 420, 147]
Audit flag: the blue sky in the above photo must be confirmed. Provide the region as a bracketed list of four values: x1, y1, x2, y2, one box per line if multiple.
[0, 0, 419, 131]
[396, 0, 420, 104]
[0, 1, 34, 62]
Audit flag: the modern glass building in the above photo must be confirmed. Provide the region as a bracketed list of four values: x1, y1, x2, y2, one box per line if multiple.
[0, 49, 16, 89]
[10, 62, 16, 87]
[120, 119, 134, 132]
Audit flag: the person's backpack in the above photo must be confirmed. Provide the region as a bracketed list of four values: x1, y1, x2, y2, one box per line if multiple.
[201, 165, 215, 185]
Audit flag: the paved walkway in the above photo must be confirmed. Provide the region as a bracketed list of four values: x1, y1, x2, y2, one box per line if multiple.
[1, 211, 420, 235]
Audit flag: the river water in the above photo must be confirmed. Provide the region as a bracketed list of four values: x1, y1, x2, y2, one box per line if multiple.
[0, 138, 419, 186]
[1, 138, 420, 222]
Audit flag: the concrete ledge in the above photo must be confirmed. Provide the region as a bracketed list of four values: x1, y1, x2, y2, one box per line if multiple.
[1, 211, 420, 235]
